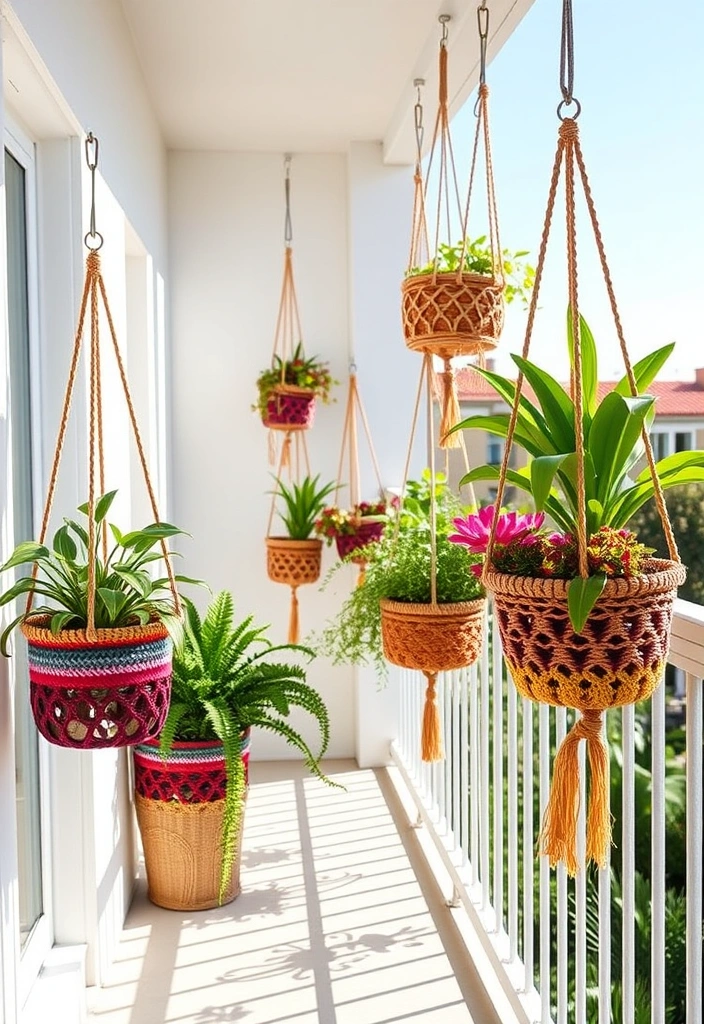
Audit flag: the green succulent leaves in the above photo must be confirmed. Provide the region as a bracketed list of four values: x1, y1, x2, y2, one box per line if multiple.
[273, 475, 336, 539]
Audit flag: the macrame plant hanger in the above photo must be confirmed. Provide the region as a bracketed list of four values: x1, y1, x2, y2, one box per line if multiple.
[332, 367, 386, 583]
[483, 0, 683, 873]
[383, 355, 485, 762]
[23, 134, 180, 749]
[403, 7, 505, 449]
[264, 156, 314, 472]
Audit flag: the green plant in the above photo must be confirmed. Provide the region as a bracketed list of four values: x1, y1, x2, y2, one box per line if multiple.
[161, 591, 334, 901]
[407, 236, 535, 307]
[314, 472, 483, 675]
[0, 490, 201, 656]
[453, 310, 704, 625]
[254, 342, 337, 416]
[272, 475, 336, 540]
[631, 482, 704, 605]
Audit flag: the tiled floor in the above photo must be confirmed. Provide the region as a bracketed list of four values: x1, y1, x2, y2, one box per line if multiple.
[87, 760, 495, 1024]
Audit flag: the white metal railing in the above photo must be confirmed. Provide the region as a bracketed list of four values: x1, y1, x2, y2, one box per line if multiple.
[391, 598, 704, 1024]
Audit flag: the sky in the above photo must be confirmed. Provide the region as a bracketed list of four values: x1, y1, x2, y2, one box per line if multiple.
[445, 0, 704, 382]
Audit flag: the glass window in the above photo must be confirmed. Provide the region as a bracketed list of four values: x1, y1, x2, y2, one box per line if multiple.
[675, 431, 692, 453]
[650, 431, 669, 461]
[5, 148, 43, 948]
[487, 438, 503, 465]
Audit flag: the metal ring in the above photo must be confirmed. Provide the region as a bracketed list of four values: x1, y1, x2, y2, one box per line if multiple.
[84, 231, 104, 251]
[557, 96, 581, 120]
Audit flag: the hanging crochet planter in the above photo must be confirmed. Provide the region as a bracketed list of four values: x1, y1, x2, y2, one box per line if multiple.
[335, 520, 385, 563]
[24, 618, 172, 749]
[402, 14, 510, 448]
[133, 734, 250, 911]
[266, 537, 323, 644]
[380, 599, 485, 674]
[262, 385, 316, 431]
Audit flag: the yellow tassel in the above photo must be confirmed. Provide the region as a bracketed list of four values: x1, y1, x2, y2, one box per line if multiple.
[268, 430, 276, 466]
[281, 432, 292, 471]
[288, 586, 299, 645]
[356, 563, 366, 587]
[439, 360, 462, 450]
[539, 708, 611, 875]
[421, 673, 443, 762]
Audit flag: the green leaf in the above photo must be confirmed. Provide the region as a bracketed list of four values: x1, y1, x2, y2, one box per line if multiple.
[121, 523, 185, 548]
[588, 392, 655, 506]
[50, 611, 79, 635]
[109, 523, 124, 546]
[637, 449, 704, 482]
[567, 309, 598, 421]
[531, 454, 571, 511]
[567, 574, 607, 633]
[609, 466, 704, 528]
[451, 365, 553, 441]
[511, 354, 575, 452]
[451, 413, 551, 459]
[77, 490, 118, 523]
[0, 542, 51, 573]
[64, 518, 89, 548]
[112, 567, 152, 597]
[460, 464, 575, 532]
[53, 525, 78, 561]
[1, 612, 27, 656]
[614, 344, 675, 398]
[97, 588, 130, 622]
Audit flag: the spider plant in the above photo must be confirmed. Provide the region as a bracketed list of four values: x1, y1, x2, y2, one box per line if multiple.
[272, 475, 336, 540]
[159, 591, 334, 901]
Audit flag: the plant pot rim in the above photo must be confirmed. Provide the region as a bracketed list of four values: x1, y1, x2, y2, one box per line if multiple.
[21, 614, 169, 647]
[267, 384, 317, 398]
[380, 598, 486, 618]
[401, 270, 504, 290]
[136, 730, 250, 753]
[484, 558, 686, 600]
[266, 536, 323, 549]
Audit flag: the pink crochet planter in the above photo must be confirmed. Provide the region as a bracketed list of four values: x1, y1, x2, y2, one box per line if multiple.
[133, 731, 251, 803]
[262, 387, 316, 430]
[335, 521, 385, 562]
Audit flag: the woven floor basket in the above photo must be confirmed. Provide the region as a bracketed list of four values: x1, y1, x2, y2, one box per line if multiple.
[135, 793, 245, 911]
[486, 559, 686, 710]
[22, 616, 171, 749]
[380, 599, 486, 674]
[335, 521, 385, 563]
[262, 386, 316, 431]
[266, 537, 322, 587]
[401, 272, 505, 358]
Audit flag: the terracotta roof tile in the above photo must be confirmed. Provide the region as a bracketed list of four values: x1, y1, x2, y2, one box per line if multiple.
[453, 367, 704, 417]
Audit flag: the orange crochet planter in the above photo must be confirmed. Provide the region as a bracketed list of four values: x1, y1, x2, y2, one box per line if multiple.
[380, 598, 485, 674]
[401, 272, 504, 359]
[486, 559, 685, 711]
[266, 537, 322, 588]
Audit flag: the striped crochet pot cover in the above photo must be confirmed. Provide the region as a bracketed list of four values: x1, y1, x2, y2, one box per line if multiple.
[22, 616, 172, 750]
[133, 731, 252, 803]
[262, 386, 316, 430]
[335, 521, 385, 563]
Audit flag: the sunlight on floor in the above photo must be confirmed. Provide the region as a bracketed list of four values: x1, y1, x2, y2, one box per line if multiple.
[87, 760, 482, 1024]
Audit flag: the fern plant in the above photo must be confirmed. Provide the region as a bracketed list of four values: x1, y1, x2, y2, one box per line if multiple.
[160, 591, 333, 901]
[273, 475, 336, 539]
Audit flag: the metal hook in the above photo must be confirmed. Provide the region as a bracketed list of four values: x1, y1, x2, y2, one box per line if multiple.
[84, 131, 103, 251]
[283, 154, 293, 246]
[439, 14, 450, 46]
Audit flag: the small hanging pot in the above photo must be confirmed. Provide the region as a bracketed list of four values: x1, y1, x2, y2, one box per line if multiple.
[334, 520, 385, 563]
[381, 598, 485, 762]
[24, 616, 172, 749]
[262, 385, 316, 431]
[401, 271, 505, 360]
[266, 537, 322, 644]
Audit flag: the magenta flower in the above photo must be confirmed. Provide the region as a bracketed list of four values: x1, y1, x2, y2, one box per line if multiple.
[448, 505, 545, 554]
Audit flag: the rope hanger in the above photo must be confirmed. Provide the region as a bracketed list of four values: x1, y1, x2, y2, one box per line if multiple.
[26, 133, 180, 637]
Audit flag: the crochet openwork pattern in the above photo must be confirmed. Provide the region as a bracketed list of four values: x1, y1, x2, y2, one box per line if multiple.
[266, 538, 322, 587]
[23, 617, 172, 749]
[262, 386, 316, 430]
[335, 521, 384, 562]
[134, 733, 251, 803]
[487, 559, 686, 710]
[380, 599, 485, 674]
[401, 272, 504, 358]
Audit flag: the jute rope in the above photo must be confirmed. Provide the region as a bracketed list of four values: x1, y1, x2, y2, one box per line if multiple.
[333, 374, 385, 510]
[26, 252, 180, 638]
[482, 116, 681, 874]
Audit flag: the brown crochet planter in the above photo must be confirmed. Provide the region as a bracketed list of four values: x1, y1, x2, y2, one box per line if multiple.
[380, 598, 486, 674]
[486, 558, 686, 711]
[401, 272, 505, 359]
[266, 537, 322, 587]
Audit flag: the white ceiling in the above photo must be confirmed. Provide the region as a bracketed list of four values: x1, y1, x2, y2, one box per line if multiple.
[120, 0, 533, 161]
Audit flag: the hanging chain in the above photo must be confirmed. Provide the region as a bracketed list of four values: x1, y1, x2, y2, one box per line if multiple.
[84, 132, 104, 251]
[284, 153, 293, 247]
[558, 0, 581, 120]
[413, 78, 425, 166]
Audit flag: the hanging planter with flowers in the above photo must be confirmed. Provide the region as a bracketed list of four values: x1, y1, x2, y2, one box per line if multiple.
[448, 0, 701, 873]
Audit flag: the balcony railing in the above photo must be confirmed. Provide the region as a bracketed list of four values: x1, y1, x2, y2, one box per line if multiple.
[391, 599, 704, 1024]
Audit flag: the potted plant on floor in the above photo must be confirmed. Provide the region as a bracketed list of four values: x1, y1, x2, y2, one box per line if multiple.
[449, 312, 702, 871]
[255, 342, 336, 432]
[0, 490, 200, 749]
[266, 474, 336, 643]
[134, 590, 332, 911]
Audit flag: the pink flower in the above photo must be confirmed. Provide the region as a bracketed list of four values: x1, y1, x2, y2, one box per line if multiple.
[547, 531, 573, 547]
[469, 563, 483, 578]
[449, 506, 545, 554]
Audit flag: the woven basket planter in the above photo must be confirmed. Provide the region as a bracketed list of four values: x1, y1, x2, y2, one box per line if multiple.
[401, 272, 505, 359]
[22, 616, 171, 749]
[133, 735, 250, 911]
[486, 559, 686, 711]
[380, 598, 485, 674]
[335, 521, 385, 564]
[262, 385, 316, 431]
[266, 537, 322, 587]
